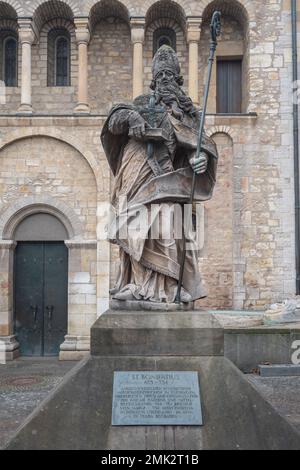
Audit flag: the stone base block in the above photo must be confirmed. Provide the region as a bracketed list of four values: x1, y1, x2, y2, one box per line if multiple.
[258, 364, 300, 377]
[224, 323, 300, 372]
[74, 103, 90, 114]
[5, 311, 300, 450]
[59, 351, 89, 361]
[60, 335, 90, 361]
[91, 310, 224, 357]
[17, 104, 33, 115]
[0, 335, 19, 362]
[110, 300, 195, 312]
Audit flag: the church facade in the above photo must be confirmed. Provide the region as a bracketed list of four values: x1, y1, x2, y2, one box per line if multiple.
[0, 0, 298, 360]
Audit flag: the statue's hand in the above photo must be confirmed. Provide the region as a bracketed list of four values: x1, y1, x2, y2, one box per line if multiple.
[128, 111, 147, 141]
[189, 152, 209, 175]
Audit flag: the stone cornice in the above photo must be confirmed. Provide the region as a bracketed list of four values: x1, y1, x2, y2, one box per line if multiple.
[65, 240, 97, 249]
[0, 113, 258, 129]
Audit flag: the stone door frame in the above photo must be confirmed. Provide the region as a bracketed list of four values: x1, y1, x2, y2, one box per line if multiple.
[0, 195, 97, 360]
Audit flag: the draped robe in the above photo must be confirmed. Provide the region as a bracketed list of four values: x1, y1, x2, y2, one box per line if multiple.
[101, 95, 218, 303]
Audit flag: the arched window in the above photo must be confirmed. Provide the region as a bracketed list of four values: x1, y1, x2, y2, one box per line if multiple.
[48, 29, 71, 87]
[55, 36, 70, 86]
[3, 36, 17, 86]
[153, 28, 176, 56]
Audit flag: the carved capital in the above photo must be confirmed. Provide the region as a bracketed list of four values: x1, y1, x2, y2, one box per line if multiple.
[74, 17, 91, 45]
[0, 241, 17, 251]
[186, 17, 202, 43]
[130, 17, 145, 44]
[18, 20, 36, 45]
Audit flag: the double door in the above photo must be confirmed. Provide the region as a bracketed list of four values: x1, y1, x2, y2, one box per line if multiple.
[14, 242, 68, 356]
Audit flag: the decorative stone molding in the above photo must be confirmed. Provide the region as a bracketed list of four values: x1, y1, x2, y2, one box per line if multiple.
[65, 240, 97, 249]
[0, 195, 83, 240]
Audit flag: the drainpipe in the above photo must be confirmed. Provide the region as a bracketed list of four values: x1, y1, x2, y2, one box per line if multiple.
[292, 0, 300, 294]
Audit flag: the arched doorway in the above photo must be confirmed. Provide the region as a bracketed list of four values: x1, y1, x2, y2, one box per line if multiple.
[14, 213, 68, 356]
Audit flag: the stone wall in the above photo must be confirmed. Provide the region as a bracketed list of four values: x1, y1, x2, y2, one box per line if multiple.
[88, 18, 132, 114]
[0, 135, 97, 239]
[0, 0, 298, 357]
[198, 132, 234, 310]
[32, 19, 78, 114]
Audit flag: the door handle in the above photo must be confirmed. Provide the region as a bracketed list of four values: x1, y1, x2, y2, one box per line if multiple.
[46, 306, 54, 331]
[30, 305, 38, 328]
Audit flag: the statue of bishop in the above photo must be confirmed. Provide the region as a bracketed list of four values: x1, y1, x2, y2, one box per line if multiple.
[101, 45, 218, 304]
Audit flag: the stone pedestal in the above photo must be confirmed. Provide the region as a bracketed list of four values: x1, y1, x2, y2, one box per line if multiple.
[5, 310, 300, 450]
[0, 335, 19, 362]
[59, 335, 90, 361]
[91, 310, 223, 357]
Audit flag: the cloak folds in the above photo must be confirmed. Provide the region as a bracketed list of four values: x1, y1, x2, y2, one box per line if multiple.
[101, 103, 218, 206]
[101, 102, 218, 301]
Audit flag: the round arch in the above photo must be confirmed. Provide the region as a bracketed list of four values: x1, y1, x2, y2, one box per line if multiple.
[31, 0, 77, 33]
[200, 0, 252, 26]
[145, 0, 187, 32]
[83, 0, 133, 17]
[0, 194, 83, 240]
[143, 0, 192, 18]
[0, 0, 23, 17]
[89, 0, 130, 32]
[206, 125, 237, 142]
[0, 129, 101, 192]
[29, 0, 79, 16]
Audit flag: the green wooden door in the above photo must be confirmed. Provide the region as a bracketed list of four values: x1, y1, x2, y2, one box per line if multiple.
[14, 242, 68, 356]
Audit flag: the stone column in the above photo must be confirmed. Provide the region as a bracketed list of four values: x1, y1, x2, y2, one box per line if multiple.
[130, 18, 145, 99]
[0, 241, 19, 361]
[18, 23, 36, 114]
[187, 18, 202, 105]
[74, 19, 90, 114]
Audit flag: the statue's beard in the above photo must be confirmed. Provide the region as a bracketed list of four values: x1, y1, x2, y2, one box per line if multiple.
[155, 81, 196, 120]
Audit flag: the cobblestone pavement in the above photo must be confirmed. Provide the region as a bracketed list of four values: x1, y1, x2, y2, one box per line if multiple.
[247, 375, 300, 433]
[0, 358, 77, 449]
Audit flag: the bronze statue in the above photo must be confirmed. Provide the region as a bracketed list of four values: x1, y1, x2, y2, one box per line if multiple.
[101, 45, 218, 304]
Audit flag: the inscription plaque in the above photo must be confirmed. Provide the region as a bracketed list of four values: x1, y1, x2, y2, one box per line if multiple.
[112, 371, 203, 426]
